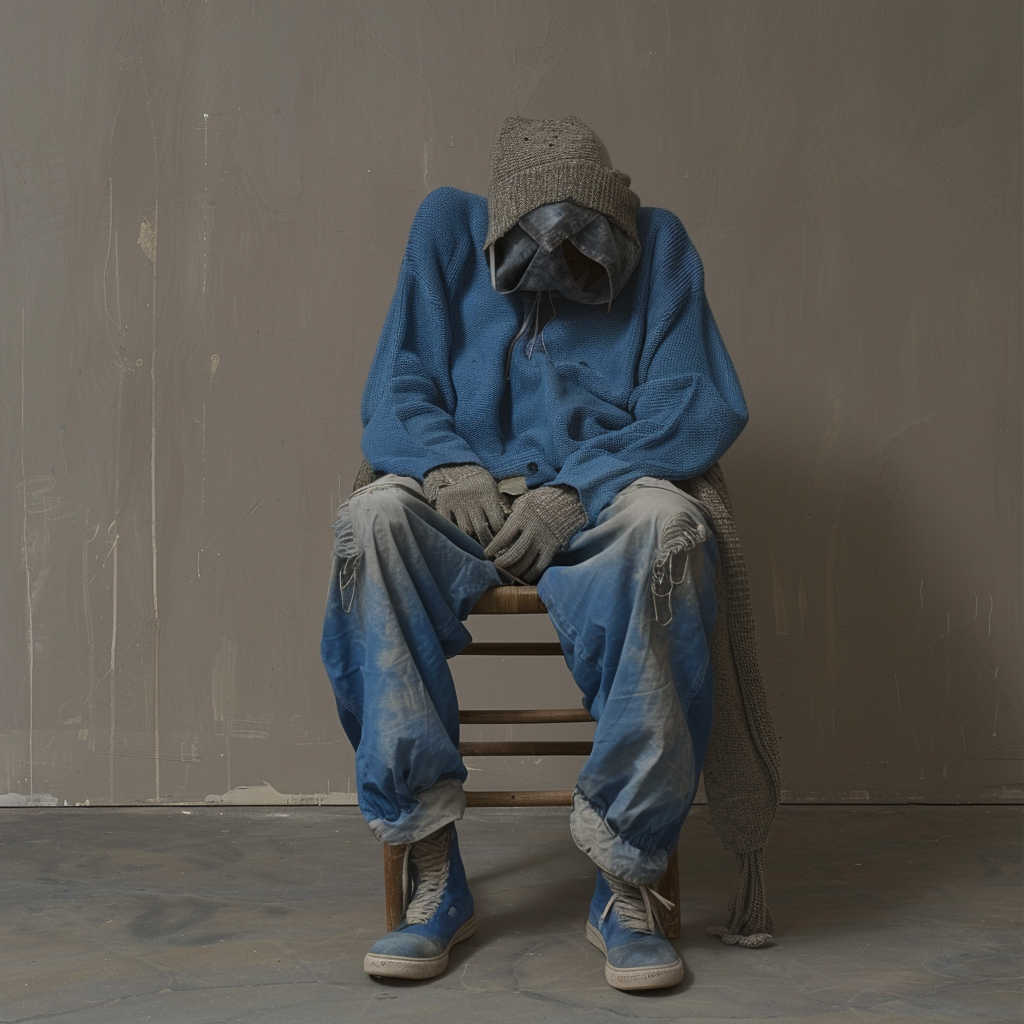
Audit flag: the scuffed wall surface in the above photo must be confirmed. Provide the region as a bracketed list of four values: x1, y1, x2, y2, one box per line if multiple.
[0, 0, 1019, 805]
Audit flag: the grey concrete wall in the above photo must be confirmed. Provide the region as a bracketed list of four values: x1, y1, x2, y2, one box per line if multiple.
[1, 0, 1019, 806]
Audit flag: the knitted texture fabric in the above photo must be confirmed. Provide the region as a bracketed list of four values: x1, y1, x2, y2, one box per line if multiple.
[682, 464, 781, 945]
[485, 116, 640, 250]
[360, 188, 748, 525]
[352, 457, 780, 943]
[352, 458, 377, 492]
[516, 484, 588, 545]
[423, 463, 510, 545]
[484, 484, 588, 583]
[422, 462, 490, 504]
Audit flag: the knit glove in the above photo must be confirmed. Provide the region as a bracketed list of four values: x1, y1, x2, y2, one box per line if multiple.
[423, 463, 510, 545]
[484, 485, 587, 583]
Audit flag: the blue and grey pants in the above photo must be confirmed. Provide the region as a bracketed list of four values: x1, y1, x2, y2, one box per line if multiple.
[321, 474, 718, 885]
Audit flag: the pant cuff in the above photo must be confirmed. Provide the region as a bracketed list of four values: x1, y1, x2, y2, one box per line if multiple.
[569, 788, 669, 886]
[367, 777, 466, 845]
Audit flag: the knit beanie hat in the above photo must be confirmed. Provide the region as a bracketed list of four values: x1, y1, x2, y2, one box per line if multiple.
[485, 116, 640, 250]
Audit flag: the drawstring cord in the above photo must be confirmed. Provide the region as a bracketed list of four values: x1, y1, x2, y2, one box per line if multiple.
[504, 291, 553, 379]
[524, 292, 548, 361]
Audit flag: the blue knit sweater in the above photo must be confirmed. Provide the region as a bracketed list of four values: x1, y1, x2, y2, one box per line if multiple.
[361, 188, 748, 525]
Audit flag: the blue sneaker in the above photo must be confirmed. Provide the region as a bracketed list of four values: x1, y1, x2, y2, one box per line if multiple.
[363, 824, 476, 979]
[586, 870, 684, 991]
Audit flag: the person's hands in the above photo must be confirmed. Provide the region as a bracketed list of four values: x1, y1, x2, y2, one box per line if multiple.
[423, 463, 510, 545]
[484, 485, 587, 583]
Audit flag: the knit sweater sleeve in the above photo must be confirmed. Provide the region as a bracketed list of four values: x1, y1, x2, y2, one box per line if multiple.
[553, 212, 749, 522]
[360, 190, 481, 478]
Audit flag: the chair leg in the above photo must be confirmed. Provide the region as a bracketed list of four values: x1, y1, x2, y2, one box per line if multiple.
[383, 842, 407, 932]
[656, 845, 681, 939]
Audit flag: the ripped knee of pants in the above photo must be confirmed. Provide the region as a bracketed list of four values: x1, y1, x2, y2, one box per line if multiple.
[333, 506, 361, 613]
[651, 512, 708, 626]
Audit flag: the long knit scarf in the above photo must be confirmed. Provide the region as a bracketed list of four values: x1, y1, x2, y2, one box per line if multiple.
[350, 458, 780, 945]
[681, 463, 779, 946]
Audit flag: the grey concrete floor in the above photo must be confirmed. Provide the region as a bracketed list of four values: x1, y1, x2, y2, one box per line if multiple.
[1, 806, 1020, 1023]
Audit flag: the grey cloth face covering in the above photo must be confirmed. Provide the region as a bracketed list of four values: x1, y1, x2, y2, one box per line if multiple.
[489, 201, 640, 306]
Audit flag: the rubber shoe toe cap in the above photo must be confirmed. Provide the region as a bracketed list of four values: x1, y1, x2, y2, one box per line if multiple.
[367, 929, 447, 961]
[606, 934, 681, 971]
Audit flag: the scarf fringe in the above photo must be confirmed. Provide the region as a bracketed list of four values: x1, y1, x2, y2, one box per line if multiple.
[706, 849, 774, 949]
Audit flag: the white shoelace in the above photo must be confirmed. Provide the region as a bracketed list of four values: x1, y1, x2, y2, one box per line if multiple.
[402, 828, 451, 925]
[599, 872, 675, 933]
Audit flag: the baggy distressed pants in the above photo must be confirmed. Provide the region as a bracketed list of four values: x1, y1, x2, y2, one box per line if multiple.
[320, 474, 718, 885]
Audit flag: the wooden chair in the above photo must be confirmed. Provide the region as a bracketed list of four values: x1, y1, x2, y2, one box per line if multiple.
[382, 584, 681, 938]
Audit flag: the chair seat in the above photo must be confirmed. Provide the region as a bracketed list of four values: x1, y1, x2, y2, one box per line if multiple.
[471, 585, 547, 614]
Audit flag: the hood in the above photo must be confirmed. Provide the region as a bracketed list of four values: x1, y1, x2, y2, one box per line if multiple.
[489, 200, 640, 306]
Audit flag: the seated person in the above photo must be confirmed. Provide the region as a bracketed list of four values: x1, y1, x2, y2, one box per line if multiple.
[321, 116, 749, 991]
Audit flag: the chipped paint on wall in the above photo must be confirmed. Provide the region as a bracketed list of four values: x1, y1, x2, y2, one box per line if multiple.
[204, 782, 357, 806]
